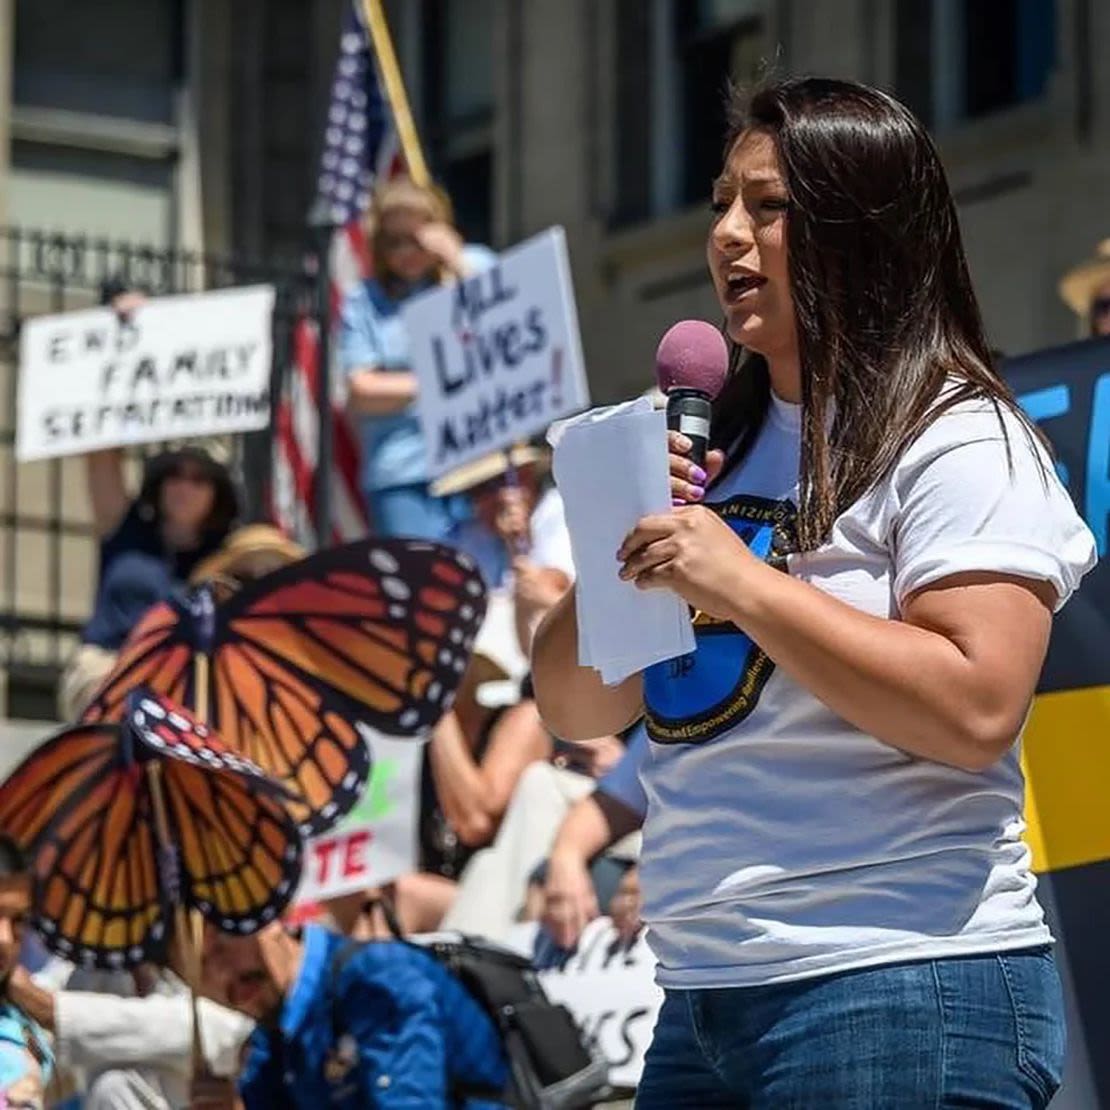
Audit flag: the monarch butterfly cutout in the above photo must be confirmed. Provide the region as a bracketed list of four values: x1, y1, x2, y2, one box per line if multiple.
[0, 690, 302, 970]
[82, 538, 488, 836]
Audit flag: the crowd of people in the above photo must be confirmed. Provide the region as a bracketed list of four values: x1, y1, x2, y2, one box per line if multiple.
[0, 170, 649, 1109]
[0, 73, 1106, 1110]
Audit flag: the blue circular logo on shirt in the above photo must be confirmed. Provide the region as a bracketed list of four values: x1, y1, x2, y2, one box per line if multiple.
[643, 494, 796, 744]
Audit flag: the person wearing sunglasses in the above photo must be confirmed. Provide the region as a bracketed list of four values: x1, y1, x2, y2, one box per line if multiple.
[340, 178, 498, 542]
[1059, 238, 1110, 338]
[58, 439, 239, 721]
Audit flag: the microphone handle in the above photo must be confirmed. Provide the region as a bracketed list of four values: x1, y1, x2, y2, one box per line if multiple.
[665, 388, 712, 472]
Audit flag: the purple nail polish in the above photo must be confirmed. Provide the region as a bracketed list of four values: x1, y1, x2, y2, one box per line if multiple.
[690, 465, 707, 484]
[689, 486, 705, 501]
[671, 498, 683, 507]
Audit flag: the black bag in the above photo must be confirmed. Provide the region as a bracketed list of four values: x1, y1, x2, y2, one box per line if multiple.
[330, 899, 610, 1109]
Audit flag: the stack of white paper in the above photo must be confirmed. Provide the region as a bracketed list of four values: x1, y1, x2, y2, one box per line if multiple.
[549, 397, 695, 685]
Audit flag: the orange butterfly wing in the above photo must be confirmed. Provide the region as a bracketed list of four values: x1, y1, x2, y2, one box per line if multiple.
[82, 601, 192, 724]
[81, 539, 487, 837]
[131, 694, 302, 934]
[0, 723, 168, 968]
[207, 539, 487, 835]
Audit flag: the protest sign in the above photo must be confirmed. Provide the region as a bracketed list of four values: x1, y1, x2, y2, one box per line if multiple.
[402, 227, 590, 479]
[295, 731, 422, 904]
[17, 285, 275, 461]
[510, 918, 662, 1089]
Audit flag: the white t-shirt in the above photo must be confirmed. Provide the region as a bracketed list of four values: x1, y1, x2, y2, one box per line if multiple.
[639, 390, 1096, 989]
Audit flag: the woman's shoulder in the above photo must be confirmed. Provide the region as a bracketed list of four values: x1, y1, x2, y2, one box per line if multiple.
[342, 276, 396, 317]
[899, 389, 1043, 473]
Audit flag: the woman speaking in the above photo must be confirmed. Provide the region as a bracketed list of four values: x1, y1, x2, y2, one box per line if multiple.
[532, 77, 1095, 1107]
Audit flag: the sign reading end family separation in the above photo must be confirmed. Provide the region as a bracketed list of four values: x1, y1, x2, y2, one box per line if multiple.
[402, 226, 590, 478]
[17, 284, 275, 461]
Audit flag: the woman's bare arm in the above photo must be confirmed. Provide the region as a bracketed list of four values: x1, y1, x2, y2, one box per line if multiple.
[86, 449, 130, 537]
[530, 587, 644, 742]
[346, 368, 418, 416]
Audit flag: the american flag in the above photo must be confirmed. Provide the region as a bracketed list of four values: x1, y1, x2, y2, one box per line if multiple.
[271, 0, 404, 545]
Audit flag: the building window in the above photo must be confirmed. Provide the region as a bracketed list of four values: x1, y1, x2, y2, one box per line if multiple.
[10, 0, 185, 243]
[896, 0, 1056, 131]
[612, 0, 765, 227]
[14, 0, 184, 124]
[421, 0, 495, 246]
[675, 0, 764, 207]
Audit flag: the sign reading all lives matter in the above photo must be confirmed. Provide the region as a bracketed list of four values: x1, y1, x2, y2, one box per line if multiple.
[295, 731, 422, 905]
[16, 285, 275, 461]
[403, 226, 590, 479]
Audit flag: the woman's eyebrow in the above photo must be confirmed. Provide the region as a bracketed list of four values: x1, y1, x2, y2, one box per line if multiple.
[740, 170, 784, 185]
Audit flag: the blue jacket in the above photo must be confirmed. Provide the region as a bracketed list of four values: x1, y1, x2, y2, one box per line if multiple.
[239, 926, 507, 1108]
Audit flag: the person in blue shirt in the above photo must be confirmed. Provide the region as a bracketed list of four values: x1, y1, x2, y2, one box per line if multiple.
[201, 921, 507, 1109]
[340, 178, 497, 541]
[0, 836, 53, 1109]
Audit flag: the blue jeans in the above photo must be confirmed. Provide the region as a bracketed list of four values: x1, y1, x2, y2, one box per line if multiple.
[636, 948, 1065, 1108]
[366, 483, 468, 542]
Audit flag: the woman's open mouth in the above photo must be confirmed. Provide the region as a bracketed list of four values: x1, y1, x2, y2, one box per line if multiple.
[724, 272, 767, 304]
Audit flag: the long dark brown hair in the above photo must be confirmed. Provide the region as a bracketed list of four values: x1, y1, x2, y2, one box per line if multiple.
[711, 77, 1034, 550]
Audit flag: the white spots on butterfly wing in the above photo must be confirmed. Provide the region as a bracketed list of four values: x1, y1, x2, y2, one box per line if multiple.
[222, 918, 236, 931]
[342, 771, 359, 791]
[460, 605, 474, 621]
[168, 712, 190, 730]
[198, 902, 212, 915]
[428, 682, 442, 703]
[133, 709, 147, 728]
[383, 577, 410, 601]
[151, 922, 164, 940]
[129, 946, 144, 962]
[40, 919, 55, 934]
[321, 802, 338, 820]
[145, 734, 166, 749]
[438, 649, 452, 665]
[449, 628, 463, 644]
[107, 951, 125, 969]
[389, 604, 406, 620]
[453, 658, 466, 674]
[277, 879, 292, 896]
[399, 708, 419, 730]
[143, 700, 167, 720]
[369, 548, 400, 575]
[79, 949, 95, 966]
[238, 919, 257, 934]
[465, 579, 482, 597]
[262, 906, 276, 922]
[285, 845, 299, 862]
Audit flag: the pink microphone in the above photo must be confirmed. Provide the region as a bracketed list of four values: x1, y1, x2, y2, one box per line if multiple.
[654, 320, 729, 476]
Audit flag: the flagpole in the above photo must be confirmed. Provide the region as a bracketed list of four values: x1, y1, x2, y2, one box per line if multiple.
[358, 0, 431, 186]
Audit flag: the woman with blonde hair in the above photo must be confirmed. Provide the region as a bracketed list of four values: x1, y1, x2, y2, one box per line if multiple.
[340, 178, 496, 539]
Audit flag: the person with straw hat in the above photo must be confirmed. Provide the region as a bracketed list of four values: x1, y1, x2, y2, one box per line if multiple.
[1059, 238, 1110, 338]
[188, 524, 306, 601]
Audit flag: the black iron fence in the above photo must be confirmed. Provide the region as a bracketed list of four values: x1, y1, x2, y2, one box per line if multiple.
[0, 226, 323, 719]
